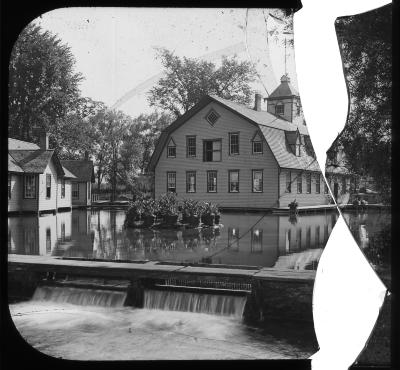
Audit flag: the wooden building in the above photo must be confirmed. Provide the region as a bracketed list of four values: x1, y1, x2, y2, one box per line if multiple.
[61, 155, 95, 207]
[8, 135, 76, 214]
[148, 75, 343, 209]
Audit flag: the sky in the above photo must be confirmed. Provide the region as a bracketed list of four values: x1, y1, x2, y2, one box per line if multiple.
[33, 7, 297, 118]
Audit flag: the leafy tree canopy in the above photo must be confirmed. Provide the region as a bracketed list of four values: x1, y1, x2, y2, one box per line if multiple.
[328, 5, 391, 200]
[9, 23, 83, 141]
[148, 48, 257, 117]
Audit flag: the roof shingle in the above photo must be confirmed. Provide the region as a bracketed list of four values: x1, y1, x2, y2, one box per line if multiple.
[8, 138, 40, 150]
[61, 160, 94, 182]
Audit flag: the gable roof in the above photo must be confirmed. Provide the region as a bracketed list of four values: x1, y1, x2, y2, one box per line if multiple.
[8, 154, 24, 173]
[147, 94, 320, 173]
[62, 166, 77, 179]
[61, 160, 95, 182]
[8, 138, 40, 150]
[8, 150, 65, 175]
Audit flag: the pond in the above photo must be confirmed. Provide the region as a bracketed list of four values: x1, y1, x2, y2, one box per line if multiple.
[8, 209, 340, 270]
[8, 208, 390, 360]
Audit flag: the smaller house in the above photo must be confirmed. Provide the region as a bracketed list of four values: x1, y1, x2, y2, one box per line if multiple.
[8, 134, 76, 214]
[61, 154, 95, 207]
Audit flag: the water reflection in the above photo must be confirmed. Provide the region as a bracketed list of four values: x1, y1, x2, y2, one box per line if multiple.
[9, 209, 342, 270]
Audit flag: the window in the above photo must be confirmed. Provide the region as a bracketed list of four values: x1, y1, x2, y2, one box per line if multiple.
[324, 224, 329, 243]
[229, 133, 239, 155]
[8, 174, 11, 199]
[167, 138, 176, 158]
[296, 102, 301, 116]
[229, 170, 239, 193]
[46, 174, 51, 198]
[24, 174, 36, 199]
[87, 183, 91, 200]
[324, 176, 329, 194]
[296, 138, 301, 156]
[228, 227, 239, 251]
[275, 104, 284, 115]
[286, 171, 291, 193]
[72, 182, 79, 198]
[251, 229, 263, 253]
[205, 109, 220, 126]
[342, 177, 347, 193]
[207, 171, 217, 193]
[252, 170, 263, 193]
[186, 136, 196, 157]
[167, 172, 176, 193]
[252, 133, 263, 154]
[306, 173, 311, 194]
[186, 171, 196, 193]
[61, 179, 65, 198]
[203, 140, 221, 162]
[316, 174, 321, 194]
[297, 173, 302, 194]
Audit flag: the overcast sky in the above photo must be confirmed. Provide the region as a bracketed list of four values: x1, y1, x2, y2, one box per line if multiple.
[33, 7, 296, 118]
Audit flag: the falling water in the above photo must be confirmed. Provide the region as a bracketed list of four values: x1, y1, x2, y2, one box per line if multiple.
[144, 289, 247, 318]
[32, 286, 127, 307]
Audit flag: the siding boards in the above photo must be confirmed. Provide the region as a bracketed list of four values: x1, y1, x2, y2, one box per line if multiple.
[38, 161, 58, 212]
[155, 102, 279, 209]
[278, 169, 328, 207]
[8, 174, 22, 212]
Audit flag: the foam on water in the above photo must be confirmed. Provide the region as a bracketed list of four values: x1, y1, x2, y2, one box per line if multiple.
[143, 289, 247, 318]
[32, 286, 127, 307]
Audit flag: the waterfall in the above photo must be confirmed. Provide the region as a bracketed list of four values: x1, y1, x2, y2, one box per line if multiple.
[144, 289, 247, 318]
[32, 285, 127, 307]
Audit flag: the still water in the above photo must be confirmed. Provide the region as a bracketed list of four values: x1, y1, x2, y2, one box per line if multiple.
[8, 209, 340, 270]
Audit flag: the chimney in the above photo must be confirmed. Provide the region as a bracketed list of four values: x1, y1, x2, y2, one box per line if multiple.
[84, 151, 89, 160]
[39, 130, 49, 150]
[254, 93, 262, 111]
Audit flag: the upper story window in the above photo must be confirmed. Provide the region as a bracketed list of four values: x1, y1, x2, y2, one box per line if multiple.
[324, 176, 329, 194]
[297, 173, 303, 194]
[8, 174, 11, 199]
[24, 174, 36, 199]
[186, 136, 196, 157]
[286, 171, 291, 193]
[205, 109, 220, 126]
[61, 178, 65, 198]
[252, 132, 263, 154]
[316, 174, 321, 194]
[167, 138, 176, 158]
[275, 103, 284, 115]
[72, 182, 79, 198]
[295, 137, 301, 156]
[167, 172, 176, 193]
[229, 133, 239, 155]
[46, 174, 51, 198]
[203, 139, 221, 162]
[306, 173, 311, 194]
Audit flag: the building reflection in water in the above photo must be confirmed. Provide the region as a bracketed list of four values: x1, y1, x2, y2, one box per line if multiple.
[8, 209, 343, 271]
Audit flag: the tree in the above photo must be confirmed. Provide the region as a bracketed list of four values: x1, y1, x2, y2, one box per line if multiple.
[148, 48, 256, 117]
[328, 5, 391, 201]
[88, 108, 131, 201]
[8, 23, 83, 141]
[119, 111, 172, 194]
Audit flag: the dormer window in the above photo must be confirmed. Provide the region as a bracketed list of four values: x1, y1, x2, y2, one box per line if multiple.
[167, 138, 176, 158]
[252, 132, 263, 154]
[275, 103, 284, 115]
[205, 109, 220, 126]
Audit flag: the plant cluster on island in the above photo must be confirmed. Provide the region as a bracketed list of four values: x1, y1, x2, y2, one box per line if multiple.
[124, 193, 221, 229]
